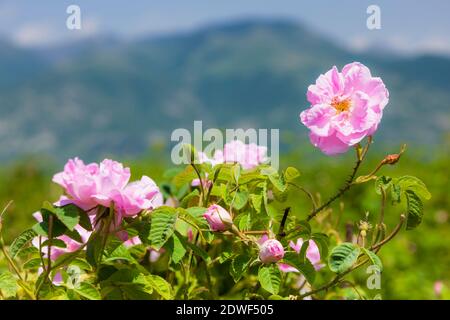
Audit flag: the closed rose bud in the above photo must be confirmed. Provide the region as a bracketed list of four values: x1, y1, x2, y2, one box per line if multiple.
[203, 204, 233, 232]
[259, 239, 285, 264]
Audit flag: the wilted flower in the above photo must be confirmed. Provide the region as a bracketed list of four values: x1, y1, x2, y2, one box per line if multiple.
[259, 238, 285, 264]
[203, 204, 233, 231]
[300, 62, 389, 155]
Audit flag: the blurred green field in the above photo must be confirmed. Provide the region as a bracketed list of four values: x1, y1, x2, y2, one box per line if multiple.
[1, 141, 449, 300]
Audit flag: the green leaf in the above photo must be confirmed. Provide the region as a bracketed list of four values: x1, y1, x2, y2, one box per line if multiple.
[258, 265, 282, 295]
[250, 194, 262, 213]
[169, 233, 187, 264]
[146, 275, 173, 300]
[103, 243, 136, 263]
[282, 252, 316, 284]
[232, 190, 249, 210]
[230, 254, 252, 282]
[54, 204, 81, 231]
[361, 248, 383, 272]
[284, 167, 300, 181]
[9, 229, 37, 259]
[32, 209, 68, 237]
[41, 238, 67, 248]
[391, 183, 402, 204]
[73, 282, 101, 300]
[405, 190, 424, 230]
[173, 230, 210, 263]
[396, 175, 431, 200]
[311, 233, 329, 258]
[328, 243, 361, 274]
[374, 176, 392, 194]
[0, 272, 18, 298]
[149, 206, 178, 250]
[23, 258, 42, 270]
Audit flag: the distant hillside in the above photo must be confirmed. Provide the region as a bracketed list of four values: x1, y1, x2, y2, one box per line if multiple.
[0, 19, 449, 161]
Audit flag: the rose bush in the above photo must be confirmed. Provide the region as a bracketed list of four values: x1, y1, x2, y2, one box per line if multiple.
[0, 62, 431, 300]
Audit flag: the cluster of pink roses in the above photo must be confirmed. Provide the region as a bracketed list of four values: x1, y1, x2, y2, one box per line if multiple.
[52, 158, 163, 221]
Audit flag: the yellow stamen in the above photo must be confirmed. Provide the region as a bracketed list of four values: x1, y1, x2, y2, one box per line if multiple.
[331, 98, 351, 113]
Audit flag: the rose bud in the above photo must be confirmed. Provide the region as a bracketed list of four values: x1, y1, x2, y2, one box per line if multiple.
[259, 239, 285, 264]
[203, 204, 233, 232]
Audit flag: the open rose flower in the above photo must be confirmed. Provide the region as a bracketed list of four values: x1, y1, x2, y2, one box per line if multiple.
[53, 158, 131, 210]
[259, 238, 285, 264]
[203, 204, 233, 231]
[300, 62, 389, 155]
[112, 176, 163, 217]
[278, 238, 324, 273]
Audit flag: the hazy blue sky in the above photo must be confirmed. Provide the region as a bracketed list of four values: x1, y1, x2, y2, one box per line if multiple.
[1, 0, 449, 55]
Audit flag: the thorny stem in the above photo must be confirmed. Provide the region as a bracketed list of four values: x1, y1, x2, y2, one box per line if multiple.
[307, 148, 364, 222]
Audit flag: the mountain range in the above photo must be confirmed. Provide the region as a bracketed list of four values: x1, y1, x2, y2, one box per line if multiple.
[1, 19, 449, 162]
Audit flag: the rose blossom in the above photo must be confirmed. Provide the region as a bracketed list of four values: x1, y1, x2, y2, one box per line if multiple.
[300, 62, 389, 155]
[278, 238, 324, 273]
[259, 238, 285, 264]
[53, 158, 131, 210]
[203, 204, 233, 232]
[112, 176, 163, 217]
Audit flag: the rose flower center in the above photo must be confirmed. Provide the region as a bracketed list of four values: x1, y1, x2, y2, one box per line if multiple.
[331, 97, 351, 113]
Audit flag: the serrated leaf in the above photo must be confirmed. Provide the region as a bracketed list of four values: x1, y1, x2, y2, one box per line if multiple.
[73, 282, 101, 300]
[361, 248, 383, 272]
[149, 207, 178, 250]
[146, 275, 173, 300]
[41, 238, 67, 248]
[230, 254, 252, 282]
[250, 194, 262, 213]
[397, 176, 431, 200]
[391, 183, 402, 204]
[0, 272, 18, 298]
[258, 265, 282, 295]
[405, 190, 424, 230]
[9, 229, 37, 259]
[103, 243, 136, 263]
[328, 243, 360, 274]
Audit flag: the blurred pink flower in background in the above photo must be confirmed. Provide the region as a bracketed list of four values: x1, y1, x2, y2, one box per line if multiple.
[203, 204, 233, 231]
[434, 281, 444, 298]
[197, 140, 268, 170]
[300, 62, 389, 155]
[259, 238, 285, 263]
[278, 238, 324, 273]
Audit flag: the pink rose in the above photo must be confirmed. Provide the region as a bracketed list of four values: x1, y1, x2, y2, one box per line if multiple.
[53, 158, 131, 210]
[278, 238, 323, 273]
[112, 176, 163, 217]
[300, 62, 389, 155]
[219, 140, 268, 170]
[259, 238, 285, 264]
[91, 159, 131, 207]
[203, 204, 233, 231]
[52, 158, 100, 210]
